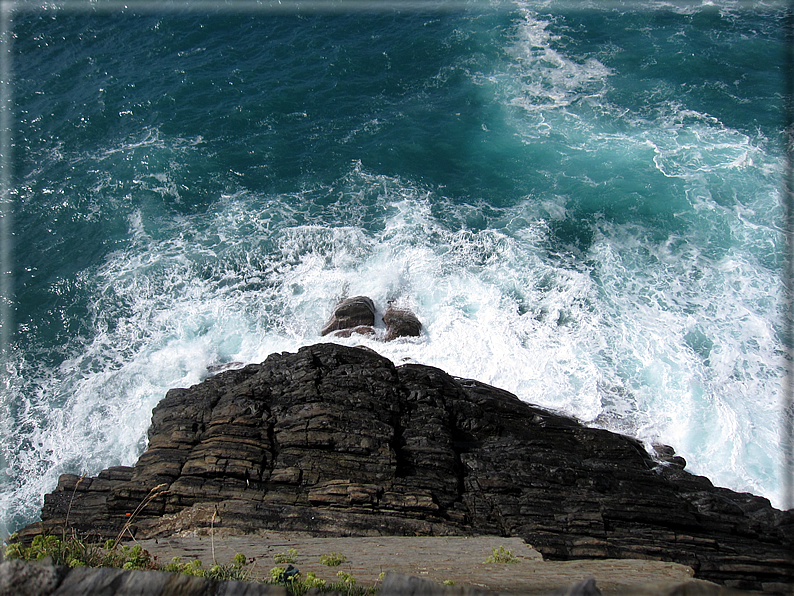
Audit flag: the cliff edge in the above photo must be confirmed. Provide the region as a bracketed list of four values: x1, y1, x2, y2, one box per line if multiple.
[17, 343, 794, 592]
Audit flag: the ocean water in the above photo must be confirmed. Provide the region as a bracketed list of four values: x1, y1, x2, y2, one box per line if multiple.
[0, 0, 789, 537]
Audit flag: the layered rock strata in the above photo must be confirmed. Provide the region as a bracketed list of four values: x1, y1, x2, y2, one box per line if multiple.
[17, 343, 794, 592]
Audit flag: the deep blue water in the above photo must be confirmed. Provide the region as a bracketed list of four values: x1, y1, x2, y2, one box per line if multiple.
[1, 0, 789, 536]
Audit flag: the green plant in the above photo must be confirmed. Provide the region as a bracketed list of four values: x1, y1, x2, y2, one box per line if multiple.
[269, 566, 287, 581]
[164, 556, 205, 577]
[273, 547, 298, 564]
[3, 532, 157, 571]
[303, 571, 327, 590]
[484, 545, 518, 564]
[442, 580, 454, 585]
[9, 533, 78, 568]
[324, 570, 380, 596]
[160, 553, 250, 581]
[268, 564, 307, 595]
[264, 565, 380, 596]
[205, 552, 250, 581]
[276, 570, 328, 596]
[6, 531, 256, 580]
[319, 551, 347, 566]
[4, 537, 24, 562]
[117, 544, 153, 570]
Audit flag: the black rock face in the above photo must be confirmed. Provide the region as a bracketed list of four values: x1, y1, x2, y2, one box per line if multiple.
[18, 343, 794, 592]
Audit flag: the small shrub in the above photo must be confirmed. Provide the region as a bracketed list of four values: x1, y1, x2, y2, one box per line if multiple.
[484, 545, 518, 564]
[269, 566, 286, 581]
[442, 580, 454, 585]
[270, 565, 301, 583]
[203, 552, 250, 581]
[116, 544, 152, 570]
[6, 533, 101, 570]
[4, 540, 24, 561]
[3, 531, 165, 572]
[336, 570, 356, 585]
[303, 571, 327, 590]
[319, 551, 347, 566]
[273, 547, 298, 564]
[283, 571, 327, 596]
[164, 557, 205, 577]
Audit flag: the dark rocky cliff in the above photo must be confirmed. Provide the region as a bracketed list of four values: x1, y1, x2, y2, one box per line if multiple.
[17, 343, 794, 592]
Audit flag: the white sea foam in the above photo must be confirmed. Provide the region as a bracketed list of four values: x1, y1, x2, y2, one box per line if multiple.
[499, 6, 612, 114]
[587, 220, 783, 497]
[475, 1, 787, 508]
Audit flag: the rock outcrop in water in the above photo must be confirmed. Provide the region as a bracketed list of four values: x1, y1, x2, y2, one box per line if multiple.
[320, 296, 377, 337]
[383, 304, 422, 341]
[320, 296, 422, 341]
[16, 343, 794, 592]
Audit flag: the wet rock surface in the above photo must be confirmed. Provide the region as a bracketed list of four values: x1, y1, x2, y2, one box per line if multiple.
[383, 305, 422, 341]
[320, 296, 376, 337]
[17, 343, 794, 592]
[320, 296, 423, 341]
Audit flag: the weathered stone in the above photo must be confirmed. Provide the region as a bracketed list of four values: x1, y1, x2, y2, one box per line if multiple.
[16, 343, 794, 593]
[560, 578, 602, 596]
[0, 561, 287, 596]
[381, 489, 438, 512]
[0, 560, 66, 596]
[320, 296, 376, 336]
[383, 305, 422, 340]
[380, 571, 496, 595]
[308, 480, 382, 507]
[269, 467, 302, 484]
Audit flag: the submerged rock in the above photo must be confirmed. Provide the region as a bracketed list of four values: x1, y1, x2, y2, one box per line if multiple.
[320, 296, 376, 337]
[17, 343, 794, 593]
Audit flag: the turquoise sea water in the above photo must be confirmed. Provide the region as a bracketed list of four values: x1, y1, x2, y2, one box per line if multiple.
[0, 0, 789, 536]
